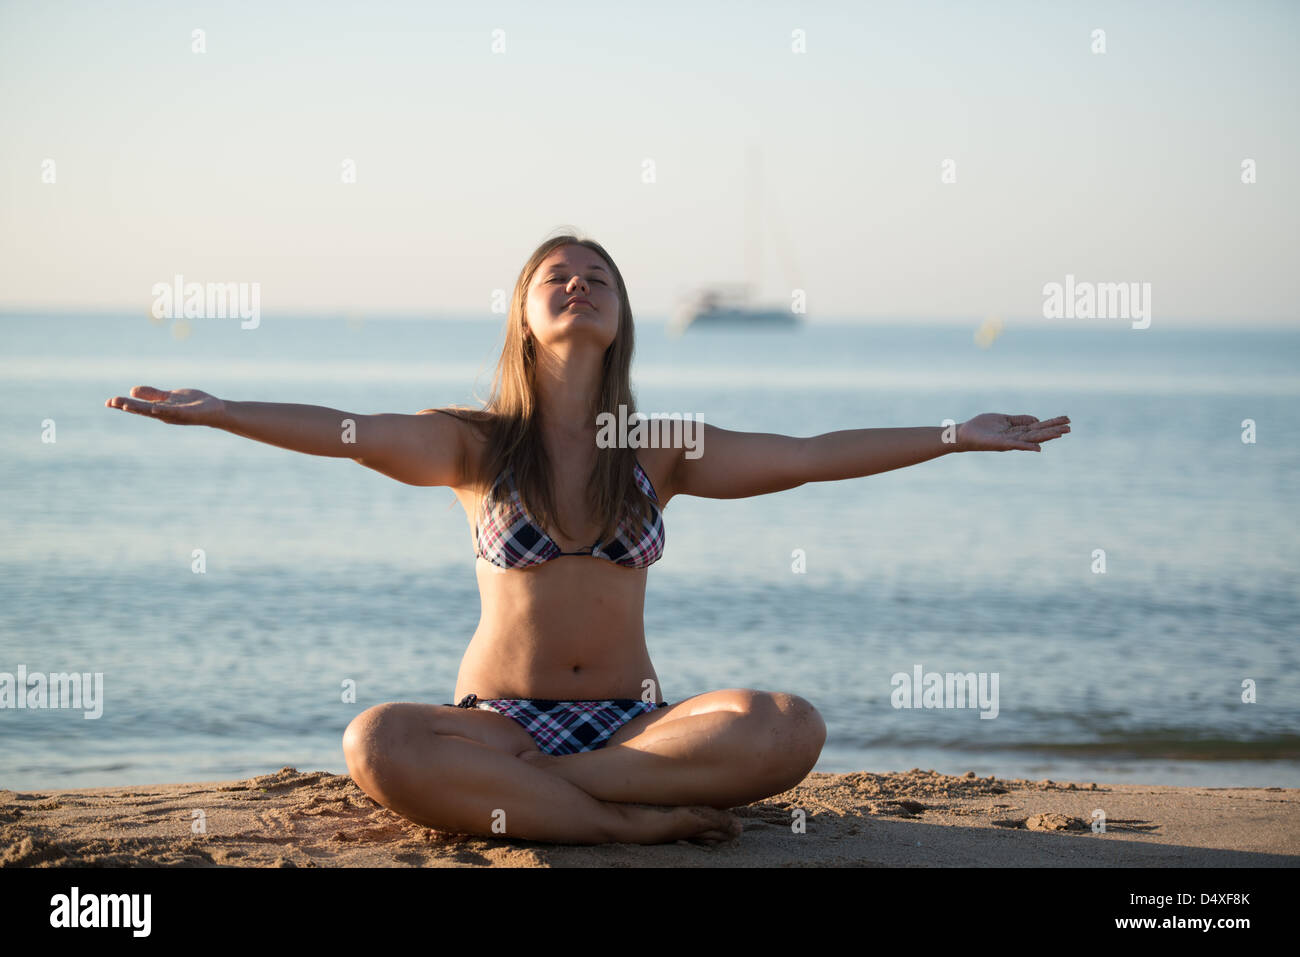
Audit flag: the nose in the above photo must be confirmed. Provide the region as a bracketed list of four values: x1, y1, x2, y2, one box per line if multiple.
[566, 275, 589, 295]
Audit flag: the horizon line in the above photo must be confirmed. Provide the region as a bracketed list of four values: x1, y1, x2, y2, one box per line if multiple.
[0, 307, 1293, 329]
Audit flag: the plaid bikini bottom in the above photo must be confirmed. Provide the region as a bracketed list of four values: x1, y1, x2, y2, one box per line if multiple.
[446, 693, 671, 756]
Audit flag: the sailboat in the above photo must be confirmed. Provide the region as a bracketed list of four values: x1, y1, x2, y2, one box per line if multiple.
[669, 143, 804, 335]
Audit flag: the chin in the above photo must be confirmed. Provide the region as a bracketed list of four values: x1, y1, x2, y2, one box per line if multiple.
[545, 317, 614, 344]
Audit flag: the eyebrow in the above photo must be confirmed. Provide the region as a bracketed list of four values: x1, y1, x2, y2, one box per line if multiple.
[542, 263, 609, 275]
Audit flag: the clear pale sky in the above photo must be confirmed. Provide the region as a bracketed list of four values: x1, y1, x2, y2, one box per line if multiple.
[1, 0, 1296, 322]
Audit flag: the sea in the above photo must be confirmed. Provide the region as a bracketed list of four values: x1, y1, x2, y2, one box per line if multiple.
[2, 311, 1297, 790]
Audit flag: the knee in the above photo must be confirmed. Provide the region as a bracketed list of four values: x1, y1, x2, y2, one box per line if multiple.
[739, 690, 826, 774]
[774, 692, 827, 769]
[342, 703, 403, 788]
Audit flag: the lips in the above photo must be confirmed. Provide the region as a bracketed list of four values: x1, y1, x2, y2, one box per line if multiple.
[565, 297, 593, 309]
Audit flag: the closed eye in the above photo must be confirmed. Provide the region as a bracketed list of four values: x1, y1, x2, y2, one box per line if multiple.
[548, 277, 605, 284]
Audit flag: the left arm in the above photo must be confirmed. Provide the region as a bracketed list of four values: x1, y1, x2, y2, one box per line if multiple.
[667, 414, 1070, 501]
[799, 426, 956, 484]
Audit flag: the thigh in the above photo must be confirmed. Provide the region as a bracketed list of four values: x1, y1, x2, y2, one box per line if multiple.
[604, 687, 765, 747]
[348, 701, 542, 758]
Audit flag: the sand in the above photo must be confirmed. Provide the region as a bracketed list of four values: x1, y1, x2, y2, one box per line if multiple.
[2, 767, 1296, 867]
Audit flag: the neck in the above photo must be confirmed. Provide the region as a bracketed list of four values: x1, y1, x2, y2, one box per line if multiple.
[531, 340, 605, 445]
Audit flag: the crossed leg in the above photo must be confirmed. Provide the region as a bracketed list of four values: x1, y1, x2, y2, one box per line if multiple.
[342, 688, 826, 846]
[521, 688, 827, 808]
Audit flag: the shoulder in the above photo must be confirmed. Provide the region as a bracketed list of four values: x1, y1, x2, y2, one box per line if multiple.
[416, 406, 495, 438]
[415, 407, 497, 491]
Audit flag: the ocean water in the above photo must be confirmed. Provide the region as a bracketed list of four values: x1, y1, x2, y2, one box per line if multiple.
[1, 312, 1298, 790]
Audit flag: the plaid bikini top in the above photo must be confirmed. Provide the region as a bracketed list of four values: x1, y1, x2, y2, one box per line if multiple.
[474, 458, 665, 569]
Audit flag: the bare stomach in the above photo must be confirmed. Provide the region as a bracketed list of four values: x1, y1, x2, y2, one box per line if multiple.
[452, 557, 663, 703]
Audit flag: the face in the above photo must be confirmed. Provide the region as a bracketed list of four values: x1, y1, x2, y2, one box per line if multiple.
[524, 245, 620, 351]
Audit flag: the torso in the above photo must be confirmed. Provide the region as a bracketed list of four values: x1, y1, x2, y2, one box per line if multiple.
[448, 418, 680, 702]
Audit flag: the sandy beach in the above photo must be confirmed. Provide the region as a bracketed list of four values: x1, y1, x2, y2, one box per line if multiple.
[3, 766, 1295, 867]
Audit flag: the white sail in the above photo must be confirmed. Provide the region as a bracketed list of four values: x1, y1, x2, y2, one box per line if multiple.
[671, 142, 802, 335]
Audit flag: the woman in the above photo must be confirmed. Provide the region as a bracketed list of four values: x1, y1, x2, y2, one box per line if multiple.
[106, 234, 1070, 846]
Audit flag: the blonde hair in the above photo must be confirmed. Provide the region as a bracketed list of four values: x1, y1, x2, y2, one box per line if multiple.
[442, 234, 655, 547]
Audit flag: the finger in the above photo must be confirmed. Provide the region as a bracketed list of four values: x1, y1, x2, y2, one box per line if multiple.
[115, 398, 165, 416]
[130, 385, 170, 400]
[1024, 420, 1070, 435]
[1014, 415, 1070, 430]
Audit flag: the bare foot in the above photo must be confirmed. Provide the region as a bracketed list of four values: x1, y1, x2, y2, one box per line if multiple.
[677, 806, 744, 846]
[615, 802, 743, 846]
[514, 748, 741, 845]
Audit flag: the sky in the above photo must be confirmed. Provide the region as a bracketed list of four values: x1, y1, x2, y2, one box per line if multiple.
[1, 0, 1296, 323]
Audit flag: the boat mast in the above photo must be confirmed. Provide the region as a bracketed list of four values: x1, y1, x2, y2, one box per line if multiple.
[744, 141, 762, 305]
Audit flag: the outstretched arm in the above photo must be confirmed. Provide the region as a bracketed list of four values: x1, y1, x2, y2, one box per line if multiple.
[218, 401, 468, 487]
[105, 385, 468, 487]
[667, 414, 1070, 501]
[800, 413, 1071, 481]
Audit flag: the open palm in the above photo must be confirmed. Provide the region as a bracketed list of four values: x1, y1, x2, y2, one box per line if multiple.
[957, 413, 1070, 452]
[104, 386, 226, 427]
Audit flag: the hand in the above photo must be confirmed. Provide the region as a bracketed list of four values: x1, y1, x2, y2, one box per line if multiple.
[104, 386, 227, 427]
[955, 413, 1070, 453]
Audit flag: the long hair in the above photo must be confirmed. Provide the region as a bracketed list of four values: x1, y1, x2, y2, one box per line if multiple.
[442, 233, 655, 548]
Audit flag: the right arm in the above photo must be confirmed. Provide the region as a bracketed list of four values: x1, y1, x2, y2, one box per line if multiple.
[106, 385, 469, 488]
[219, 401, 468, 487]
